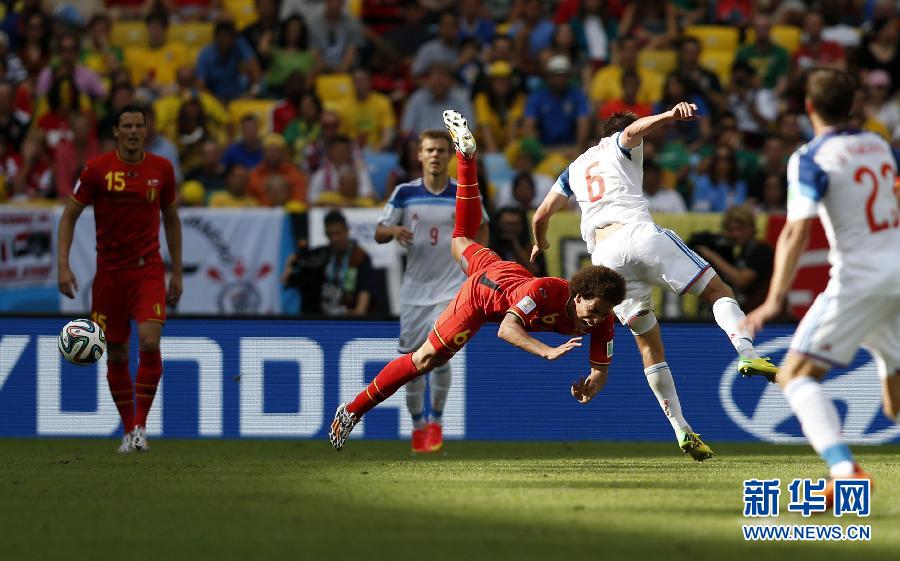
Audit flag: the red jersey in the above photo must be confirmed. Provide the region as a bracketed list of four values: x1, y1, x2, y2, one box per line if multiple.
[72, 151, 176, 270]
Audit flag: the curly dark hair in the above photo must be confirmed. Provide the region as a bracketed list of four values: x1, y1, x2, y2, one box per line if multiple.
[602, 111, 638, 137]
[568, 266, 626, 305]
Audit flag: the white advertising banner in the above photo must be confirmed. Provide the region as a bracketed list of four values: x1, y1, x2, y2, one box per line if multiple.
[0, 207, 56, 288]
[62, 207, 285, 315]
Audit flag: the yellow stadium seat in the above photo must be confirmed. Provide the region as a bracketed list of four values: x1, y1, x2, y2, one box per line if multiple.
[685, 25, 740, 52]
[110, 21, 148, 49]
[638, 50, 677, 76]
[169, 22, 215, 49]
[228, 99, 276, 135]
[224, 0, 258, 31]
[348, 0, 362, 17]
[746, 25, 802, 54]
[315, 74, 354, 103]
[701, 49, 736, 86]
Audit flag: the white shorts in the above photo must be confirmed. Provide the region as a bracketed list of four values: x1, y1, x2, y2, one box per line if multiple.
[591, 222, 714, 325]
[791, 287, 900, 379]
[398, 300, 451, 353]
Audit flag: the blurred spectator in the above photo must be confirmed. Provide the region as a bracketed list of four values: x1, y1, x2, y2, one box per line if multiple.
[261, 14, 320, 96]
[36, 75, 91, 157]
[106, 0, 156, 20]
[18, 11, 51, 78]
[793, 12, 846, 71]
[0, 139, 21, 201]
[569, 0, 611, 68]
[248, 132, 308, 205]
[545, 21, 590, 86]
[301, 108, 344, 172]
[242, 0, 281, 69]
[490, 206, 545, 275]
[510, 0, 556, 61]
[643, 160, 686, 214]
[458, 0, 495, 46]
[776, 111, 806, 154]
[187, 140, 227, 193]
[401, 63, 474, 138]
[0, 32, 27, 84]
[756, 135, 788, 185]
[264, 175, 295, 208]
[470, 34, 526, 98]
[280, 0, 348, 22]
[10, 131, 51, 200]
[456, 37, 483, 92]
[154, 66, 230, 142]
[850, 86, 890, 141]
[618, 0, 676, 50]
[284, 91, 323, 171]
[272, 71, 307, 134]
[690, 144, 748, 212]
[0, 81, 30, 153]
[473, 61, 525, 153]
[494, 140, 553, 208]
[858, 17, 900, 96]
[309, 134, 375, 202]
[757, 172, 787, 215]
[127, 13, 188, 99]
[736, 13, 790, 91]
[654, 73, 710, 149]
[36, 32, 106, 100]
[315, 164, 376, 207]
[672, 36, 723, 114]
[175, 97, 221, 176]
[222, 113, 263, 169]
[671, 0, 705, 29]
[170, 0, 219, 20]
[209, 164, 259, 207]
[385, 136, 423, 194]
[344, 68, 396, 151]
[863, 70, 900, 141]
[598, 71, 652, 120]
[197, 20, 262, 102]
[411, 11, 460, 77]
[692, 206, 773, 311]
[727, 60, 777, 142]
[145, 104, 184, 184]
[590, 36, 663, 107]
[80, 14, 122, 80]
[308, 0, 365, 73]
[524, 55, 590, 151]
[380, 0, 431, 68]
[53, 112, 100, 200]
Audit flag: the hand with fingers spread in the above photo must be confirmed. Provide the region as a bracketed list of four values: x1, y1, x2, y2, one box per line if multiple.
[544, 336, 582, 360]
[669, 101, 700, 121]
[571, 373, 602, 404]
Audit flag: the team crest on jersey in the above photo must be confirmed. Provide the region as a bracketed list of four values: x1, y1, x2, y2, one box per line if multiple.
[517, 296, 537, 314]
[147, 188, 157, 202]
[148, 178, 160, 187]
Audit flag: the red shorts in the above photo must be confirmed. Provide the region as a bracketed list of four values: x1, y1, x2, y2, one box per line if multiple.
[428, 243, 507, 358]
[92, 262, 166, 344]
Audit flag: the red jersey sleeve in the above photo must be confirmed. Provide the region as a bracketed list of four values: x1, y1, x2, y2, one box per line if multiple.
[160, 159, 176, 208]
[587, 314, 615, 367]
[507, 278, 565, 330]
[72, 162, 100, 206]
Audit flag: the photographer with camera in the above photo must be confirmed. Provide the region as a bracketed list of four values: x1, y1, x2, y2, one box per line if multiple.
[690, 206, 773, 311]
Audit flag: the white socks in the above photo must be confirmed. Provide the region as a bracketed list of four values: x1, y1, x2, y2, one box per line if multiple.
[405, 375, 427, 430]
[713, 297, 759, 359]
[428, 363, 452, 423]
[644, 362, 690, 433]
[784, 376, 856, 477]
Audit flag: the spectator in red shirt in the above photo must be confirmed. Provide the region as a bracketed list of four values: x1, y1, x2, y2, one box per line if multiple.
[794, 12, 846, 71]
[598, 71, 652, 120]
[272, 70, 306, 134]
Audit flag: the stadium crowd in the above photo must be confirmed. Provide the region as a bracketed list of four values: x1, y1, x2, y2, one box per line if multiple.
[2, 0, 899, 315]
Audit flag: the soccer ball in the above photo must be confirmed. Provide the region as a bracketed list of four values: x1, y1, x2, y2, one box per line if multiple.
[58, 319, 107, 365]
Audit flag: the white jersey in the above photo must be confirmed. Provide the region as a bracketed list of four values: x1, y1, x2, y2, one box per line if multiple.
[378, 178, 488, 306]
[787, 129, 900, 293]
[551, 132, 653, 253]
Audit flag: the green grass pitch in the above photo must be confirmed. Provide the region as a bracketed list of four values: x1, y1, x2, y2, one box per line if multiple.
[1, 440, 898, 561]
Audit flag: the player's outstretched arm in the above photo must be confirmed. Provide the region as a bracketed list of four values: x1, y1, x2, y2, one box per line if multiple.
[743, 217, 812, 335]
[531, 191, 570, 262]
[497, 313, 582, 360]
[571, 366, 608, 404]
[57, 198, 86, 299]
[619, 101, 698, 149]
[162, 205, 183, 307]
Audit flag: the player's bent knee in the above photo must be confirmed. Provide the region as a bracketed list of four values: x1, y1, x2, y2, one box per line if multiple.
[629, 310, 658, 336]
[698, 275, 734, 302]
[411, 345, 447, 372]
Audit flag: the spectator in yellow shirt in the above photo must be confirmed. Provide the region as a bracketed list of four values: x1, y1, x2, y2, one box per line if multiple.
[589, 35, 663, 106]
[210, 165, 260, 207]
[339, 68, 395, 151]
[153, 66, 230, 142]
[473, 61, 526, 153]
[125, 13, 189, 99]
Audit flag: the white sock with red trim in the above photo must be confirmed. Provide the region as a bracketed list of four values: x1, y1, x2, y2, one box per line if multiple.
[712, 297, 759, 359]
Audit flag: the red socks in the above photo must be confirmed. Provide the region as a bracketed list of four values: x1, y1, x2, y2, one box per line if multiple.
[452, 152, 482, 239]
[106, 360, 134, 433]
[347, 353, 422, 417]
[134, 350, 163, 428]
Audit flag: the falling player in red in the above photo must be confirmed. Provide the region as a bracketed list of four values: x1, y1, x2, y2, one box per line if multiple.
[57, 104, 183, 453]
[329, 111, 627, 451]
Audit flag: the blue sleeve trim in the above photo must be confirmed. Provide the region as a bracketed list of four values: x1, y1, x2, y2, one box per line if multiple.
[556, 168, 573, 197]
[797, 151, 828, 201]
[615, 132, 632, 160]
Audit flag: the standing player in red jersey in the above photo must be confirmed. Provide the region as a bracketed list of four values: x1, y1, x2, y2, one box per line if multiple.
[329, 110, 627, 452]
[57, 105, 182, 454]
